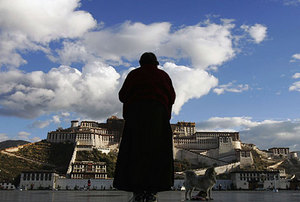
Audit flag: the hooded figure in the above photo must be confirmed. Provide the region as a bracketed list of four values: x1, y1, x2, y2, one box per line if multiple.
[113, 52, 176, 201]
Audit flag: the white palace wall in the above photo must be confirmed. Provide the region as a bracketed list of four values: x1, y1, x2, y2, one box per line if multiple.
[56, 178, 114, 190]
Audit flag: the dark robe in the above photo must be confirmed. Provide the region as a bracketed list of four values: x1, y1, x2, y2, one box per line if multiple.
[113, 64, 176, 192]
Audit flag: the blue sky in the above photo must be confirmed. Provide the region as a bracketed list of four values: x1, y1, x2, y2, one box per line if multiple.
[1, 0, 300, 151]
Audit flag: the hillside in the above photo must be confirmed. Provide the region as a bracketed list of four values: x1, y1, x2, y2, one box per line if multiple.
[0, 152, 44, 184]
[278, 158, 300, 174]
[15, 140, 74, 173]
[0, 140, 74, 183]
[0, 140, 30, 150]
[76, 149, 118, 178]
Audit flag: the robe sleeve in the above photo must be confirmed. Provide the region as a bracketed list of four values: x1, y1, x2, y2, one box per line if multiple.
[119, 71, 133, 103]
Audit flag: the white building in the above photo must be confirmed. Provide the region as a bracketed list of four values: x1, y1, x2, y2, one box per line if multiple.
[20, 171, 59, 190]
[268, 147, 290, 157]
[0, 182, 15, 190]
[171, 122, 195, 137]
[70, 161, 107, 179]
[237, 150, 254, 169]
[231, 170, 289, 190]
[47, 117, 124, 150]
[173, 132, 241, 162]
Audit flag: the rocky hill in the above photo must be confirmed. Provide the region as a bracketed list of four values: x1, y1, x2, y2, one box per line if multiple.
[0, 140, 30, 150]
[0, 140, 74, 184]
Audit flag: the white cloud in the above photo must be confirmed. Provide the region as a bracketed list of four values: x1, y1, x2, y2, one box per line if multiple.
[31, 137, 41, 142]
[52, 115, 60, 124]
[197, 117, 260, 131]
[292, 54, 300, 60]
[213, 82, 249, 95]
[56, 22, 172, 65]
[289, 81, 300, 91]
[292, 73, 300, 79]
[0, 6, 268, 119]
[0, 62, 122, 119]
[0, 133, 9, 142]
[61, 112, 70, 117]
[283, 0, 300, 6]
[159, 21, 236, 69]
[290, 53, 300, 62]
[163, 62, 218, 114]
[17, 131, 31, 141]
[241, 24, 267, 44]
[56, 21, 236, 70]
[196, 117, 300, 150]
[16, 131, 40, 142]
[30, 120, 50, 129]
[0, 0, 96, 67]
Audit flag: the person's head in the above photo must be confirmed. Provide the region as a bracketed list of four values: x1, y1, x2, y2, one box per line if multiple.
[139, 52, 159, 66]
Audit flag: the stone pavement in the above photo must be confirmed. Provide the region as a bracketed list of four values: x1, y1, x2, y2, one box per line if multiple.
[1, 190, 300, 202]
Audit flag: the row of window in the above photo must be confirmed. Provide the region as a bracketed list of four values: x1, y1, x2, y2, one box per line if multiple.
[71, 174, 107, 179]
[48, 133, 75, 140]
[240, 152, 251, 157]
[174, 139, 218, 144]
[74, 165, 105, 168]
[240, 173, 278, 177]
[73, 169, 106, 173]
[240, 177, 278, 181]
[23, 173, 52, 181]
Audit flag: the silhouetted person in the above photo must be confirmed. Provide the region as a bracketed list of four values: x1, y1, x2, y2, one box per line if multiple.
[113, 52, 176, 202]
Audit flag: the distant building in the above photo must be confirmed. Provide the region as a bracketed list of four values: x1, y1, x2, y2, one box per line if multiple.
[0, 182, 15, 190]
[99, 116, 124, 142]
[237, 149, 253, 169]
[171, 122, 195, 137]
[289, 151, 298, 159]
[173, 134, 218, 150]
[268, 147, 289, 156]
[195, 131, 240, 141]
[173, 132, 241, 151]
[231, 170, 289, 190]
[70, 161, 107, 179]
[47, 116, 124, 150]
[20, 171, 59, 190]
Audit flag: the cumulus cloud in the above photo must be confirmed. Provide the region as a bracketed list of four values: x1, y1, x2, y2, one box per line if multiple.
[30, 120, 51, 129]
[213, 82, 249, 95]
[163, 62, 218, 114]
[0, 62, 121, 119]
[16, 131, 40, 142]
[0, 133, 9, 142]
[0, 60, 219, 118]
[0, 2, 268, 120]
[61, 112, 70, 117]
[290, 53, 300, 62]
[159, 22, 236, 69]
[0, 0, 96, 67]
[283, 0, 300, 6]
[241, 24, 267, 44]
[292, 73, 300, 79]
[55, 21, 236, 70]
[196, 117, 300, 150]
[17, 131, 31, 140]
[52, 115, 61, 124]
[289, 81, 300, 91]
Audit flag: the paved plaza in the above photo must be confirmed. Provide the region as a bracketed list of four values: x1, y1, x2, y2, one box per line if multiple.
[0, 190, 300, 202]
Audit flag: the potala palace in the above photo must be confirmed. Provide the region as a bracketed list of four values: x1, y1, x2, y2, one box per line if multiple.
[13, 116, 299, 190]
